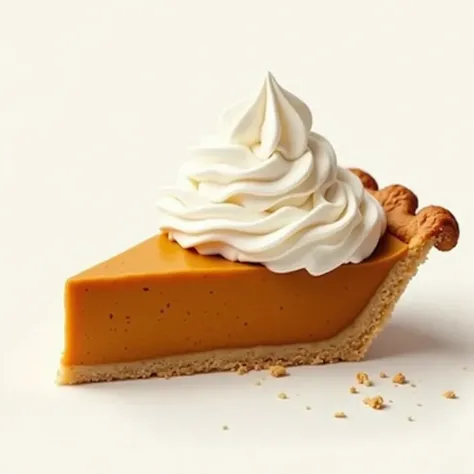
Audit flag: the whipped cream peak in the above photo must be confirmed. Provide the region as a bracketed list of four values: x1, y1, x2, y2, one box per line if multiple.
[158, 73, 387, 276]
[219, 71, 312, 160]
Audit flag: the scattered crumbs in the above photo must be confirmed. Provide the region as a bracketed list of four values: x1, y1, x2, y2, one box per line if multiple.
[408, 416, 415, 422]
[392, 372, 407, 385]
[364, 379, 374, 387]
[277, 392, 288, 400]
[269, 365, 288, 378]
[305, 405, 312, 411]
[363, 395, 385, 410]
[334, 411, 347, 419]
[222, 425, 229, 431]
[410, 383, 417, 388]
[255, 380, 262, 386]
[349, 386, 358, 394]
[379, 372, 388, 379]
[356, 372, 370, 385]
[417, 403, 423, 407]
[443, 390, 457, 399]
[237, 366, 248, 376]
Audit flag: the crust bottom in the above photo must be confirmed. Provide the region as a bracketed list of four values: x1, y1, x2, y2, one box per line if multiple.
[57, 240, 432, 385]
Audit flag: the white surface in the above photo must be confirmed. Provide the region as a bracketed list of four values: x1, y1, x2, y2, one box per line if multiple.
[1, 1, 473, 473]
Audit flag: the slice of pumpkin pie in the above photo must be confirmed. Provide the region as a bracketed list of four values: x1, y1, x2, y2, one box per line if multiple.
[57, 73, 459, 384]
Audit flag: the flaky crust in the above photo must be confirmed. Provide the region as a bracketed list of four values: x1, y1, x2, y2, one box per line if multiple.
[350, 169, 459, 251]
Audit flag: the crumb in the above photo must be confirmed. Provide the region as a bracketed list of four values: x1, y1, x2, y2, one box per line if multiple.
[389, 400, 393, 404]
[379, 372, 388, 378]
[363, 395, 385, 410]
[305, 405, 312, 411]
[237, 366, 248, 376]
[356, 372, 369, 384]
[277, 392, 288, 400]
[222, 425, 229, 431]
[417, 403, 423, 407]
[410, 383, 416, 388]
[334, 411, 347, 418]
[443, 390, 457, 399]
[349, 386, 358, 394]
[392, 372, 407, 385]
[364, 379, 374, 387]
[408, 416, 415, 422]
[255, 380, 262, 386]
[269, 365, 288, 378]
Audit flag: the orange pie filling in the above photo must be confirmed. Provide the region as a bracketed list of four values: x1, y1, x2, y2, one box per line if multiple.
[62, 232, 407, 368]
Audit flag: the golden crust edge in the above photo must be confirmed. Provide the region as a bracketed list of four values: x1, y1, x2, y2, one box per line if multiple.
[57, 240, 431, 385]
[350, 168, 459, 251]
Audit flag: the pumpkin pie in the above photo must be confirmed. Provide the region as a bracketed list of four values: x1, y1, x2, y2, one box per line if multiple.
[57, 73, 459, 384]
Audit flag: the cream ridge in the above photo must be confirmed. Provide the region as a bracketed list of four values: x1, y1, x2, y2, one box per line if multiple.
[157, 72, 386, 276]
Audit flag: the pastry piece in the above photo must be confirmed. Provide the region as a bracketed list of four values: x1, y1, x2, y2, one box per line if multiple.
[58, 73, 459, 384]
[58, 171, 458, 385]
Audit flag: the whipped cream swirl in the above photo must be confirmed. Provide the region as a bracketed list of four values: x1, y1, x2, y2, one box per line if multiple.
[157, 72, 386, 276]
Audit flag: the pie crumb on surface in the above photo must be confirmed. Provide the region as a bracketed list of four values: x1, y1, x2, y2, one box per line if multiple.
[392, 372, 407, 385]
[237, 366, 248, 375]
[255, 380, 262, 386]
[349, 386, 358, 394]
[410, 383, 416, 388]
[408, 416, 415, 422]
[222, 425, 229, 431]
[363, 395, 385, 410]
[379, 372, 388, 378]
[305, 405, 312, 411]
[443, 390, 457, 399]
[356, 372, 370, 384]
[269, 365, 288, 378]
[334, 411, 347, 418]
[364, 379, 374, 387]
[277, 392, 288, 400]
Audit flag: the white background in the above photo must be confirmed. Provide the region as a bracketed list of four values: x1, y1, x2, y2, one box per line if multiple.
[1, 1, 473, 473]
